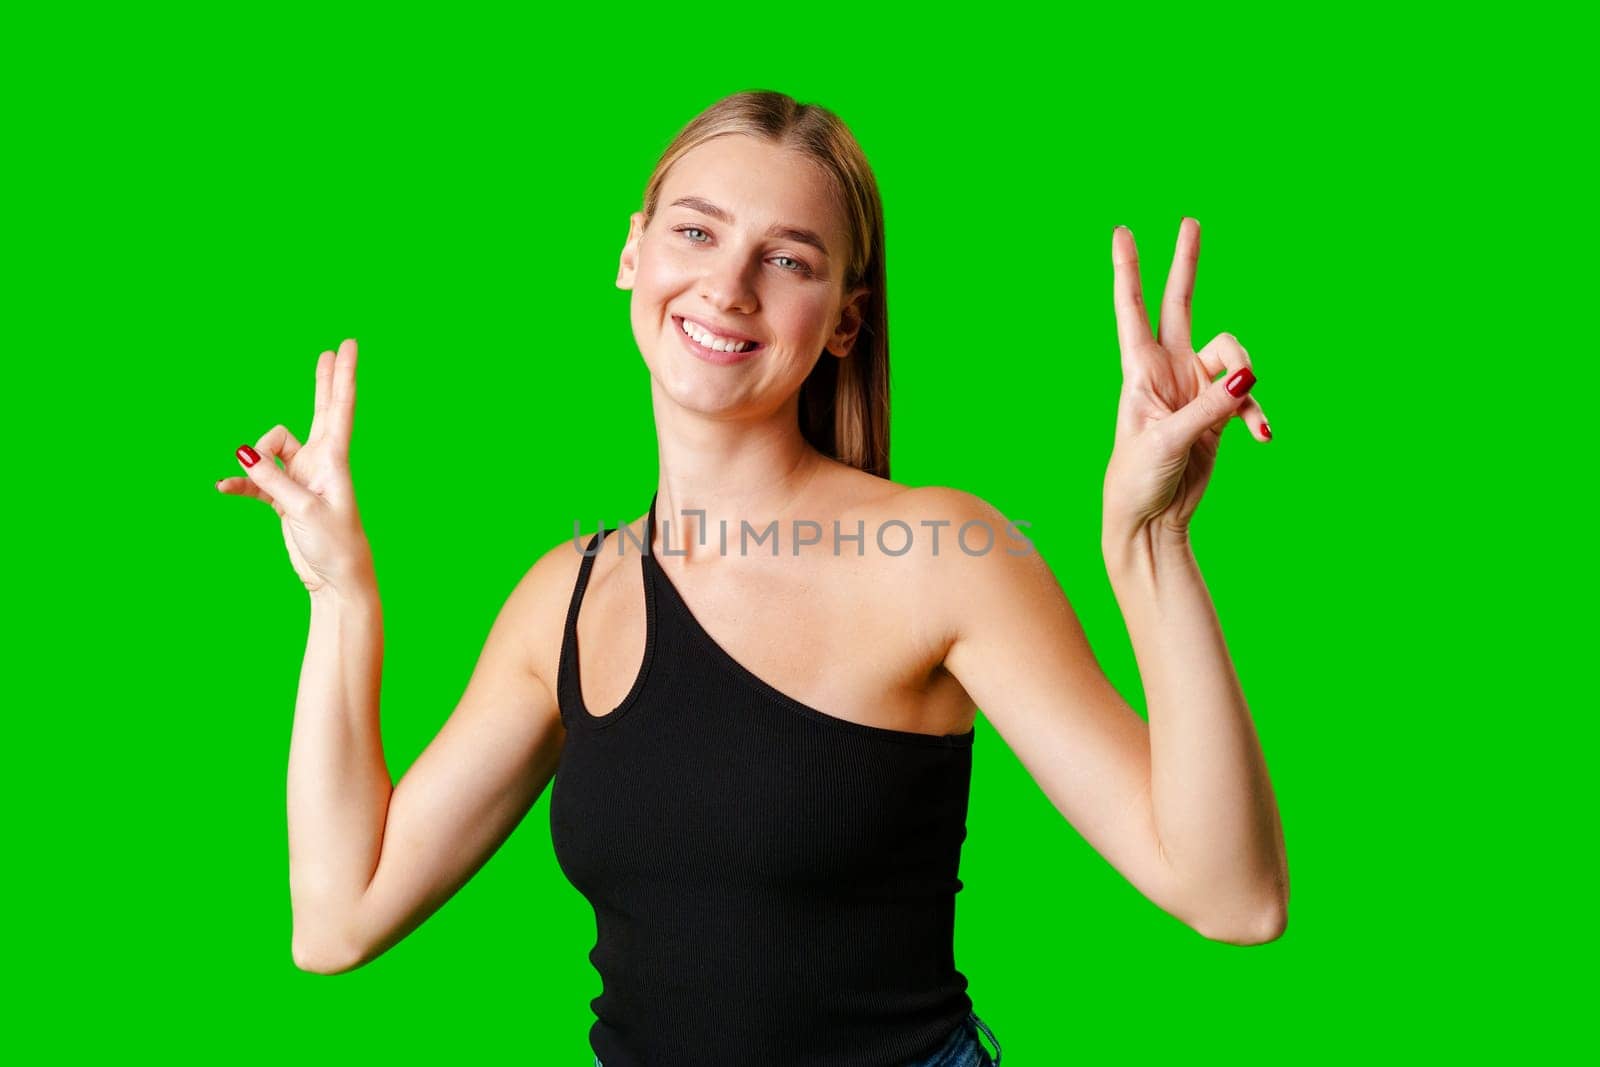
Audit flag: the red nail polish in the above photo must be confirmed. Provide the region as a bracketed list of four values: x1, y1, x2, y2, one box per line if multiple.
[236, 445, 260, 467]
[1225, 367, 1256, 397]
[1260, 422, 1272, 440]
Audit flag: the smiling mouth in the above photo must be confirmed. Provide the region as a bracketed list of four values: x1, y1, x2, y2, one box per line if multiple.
[674, 315, 764, 354]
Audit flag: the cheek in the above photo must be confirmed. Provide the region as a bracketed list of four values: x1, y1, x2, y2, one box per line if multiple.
[636, 241, 693, 287]
[773, 297, 838, 344]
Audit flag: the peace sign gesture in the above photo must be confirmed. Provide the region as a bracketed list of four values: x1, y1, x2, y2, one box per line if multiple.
[216, 338, 376, 598]
[1101, 220, 1270, 544]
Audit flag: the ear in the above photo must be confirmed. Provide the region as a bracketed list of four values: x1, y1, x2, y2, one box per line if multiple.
[616, 211, 647, 290]
[825, 285, 871, 358]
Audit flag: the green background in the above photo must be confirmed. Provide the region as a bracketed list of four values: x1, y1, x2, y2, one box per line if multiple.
[8, 3, 1589, 1062]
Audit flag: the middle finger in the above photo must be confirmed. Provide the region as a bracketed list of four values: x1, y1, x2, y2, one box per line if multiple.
[1112, 226, 1156, 359]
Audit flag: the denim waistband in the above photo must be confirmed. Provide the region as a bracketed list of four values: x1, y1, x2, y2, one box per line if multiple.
[589, 1009, 1002, 1066]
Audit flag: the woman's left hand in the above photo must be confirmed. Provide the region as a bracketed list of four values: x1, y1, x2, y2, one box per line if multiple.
[1102, 219, 1270, 546]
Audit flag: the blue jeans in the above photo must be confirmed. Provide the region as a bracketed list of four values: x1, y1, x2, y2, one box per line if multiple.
[590, 1009, 1001, 1066]
[902, 1009, 1003, 1066]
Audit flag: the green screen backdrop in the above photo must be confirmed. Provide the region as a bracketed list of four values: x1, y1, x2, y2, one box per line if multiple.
[8, 3, 1589, 1062]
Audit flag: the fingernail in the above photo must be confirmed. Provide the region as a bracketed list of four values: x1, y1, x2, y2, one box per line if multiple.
[1225, 367, 1256, 397]
[236, 445, 260, 467]
[1260, 422, 1272, 441]
[214, 479, 222, 490]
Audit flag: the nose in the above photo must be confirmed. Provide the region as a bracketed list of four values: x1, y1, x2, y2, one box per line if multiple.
[698, 252, 758, 314]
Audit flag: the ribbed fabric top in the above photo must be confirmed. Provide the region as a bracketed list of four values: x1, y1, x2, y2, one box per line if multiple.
[548, 491, 976, 1067]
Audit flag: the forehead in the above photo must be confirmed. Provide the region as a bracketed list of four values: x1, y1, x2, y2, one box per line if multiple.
[658, 134, 847, 255]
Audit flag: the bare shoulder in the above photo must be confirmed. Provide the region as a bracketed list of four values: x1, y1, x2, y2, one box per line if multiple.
[820, 466, 1005, 528]
[861, 481, 1036, 567]
[858, 482, 1051, 656]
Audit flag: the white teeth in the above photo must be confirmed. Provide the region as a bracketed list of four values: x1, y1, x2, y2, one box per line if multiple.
[680, 317, 753, 353]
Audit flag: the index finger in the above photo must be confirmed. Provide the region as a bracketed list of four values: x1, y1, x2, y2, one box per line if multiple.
[307, 347, 335, 444]
[324, 338, 359, 447]
[1158, 217, 1201, 353]
[1112, 226, 1155, 356]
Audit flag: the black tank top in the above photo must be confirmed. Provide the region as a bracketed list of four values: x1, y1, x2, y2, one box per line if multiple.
[549, 491, 977, 1067]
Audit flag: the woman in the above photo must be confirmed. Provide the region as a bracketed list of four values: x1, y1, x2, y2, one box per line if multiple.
[219, 90, 1288, 1067]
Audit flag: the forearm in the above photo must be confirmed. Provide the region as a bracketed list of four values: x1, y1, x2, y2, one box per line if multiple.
[287, 579, 393, 966]
[1103, 526, 1288, 940]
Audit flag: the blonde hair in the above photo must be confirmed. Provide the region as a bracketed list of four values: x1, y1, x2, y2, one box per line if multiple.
[640, 89, 891, 479]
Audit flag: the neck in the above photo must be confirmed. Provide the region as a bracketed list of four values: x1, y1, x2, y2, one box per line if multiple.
[650, 386, 824, 564]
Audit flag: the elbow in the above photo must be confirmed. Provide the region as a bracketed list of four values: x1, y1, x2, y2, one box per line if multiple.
[290, 893, 369, 974]
[1188, 851, 1291, 945]
[292, 929, 363, 976]
[1239, 900, 1289, 945]
[1196, 897, 1288, 946]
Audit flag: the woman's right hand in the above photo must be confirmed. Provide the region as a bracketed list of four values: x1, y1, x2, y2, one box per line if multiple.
[218, 338, 376, 598]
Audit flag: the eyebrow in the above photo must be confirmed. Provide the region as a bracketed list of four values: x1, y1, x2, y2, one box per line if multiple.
[668, 196, 832, 258]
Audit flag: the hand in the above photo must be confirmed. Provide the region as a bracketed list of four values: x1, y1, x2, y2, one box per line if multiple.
[216, 338, 376, 597]
[1102, 220, 1270, 544]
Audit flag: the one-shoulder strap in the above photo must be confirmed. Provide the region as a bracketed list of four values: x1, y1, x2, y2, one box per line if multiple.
[647, 490, 658, 558]
[557, 525, 616, 725]
[563, 526, 613, 647]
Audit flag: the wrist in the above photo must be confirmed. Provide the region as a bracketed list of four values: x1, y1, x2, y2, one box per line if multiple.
[1103, 519, 1191, 562]
[1102, 522, 1196, 586]
[309, 573, 380, 613]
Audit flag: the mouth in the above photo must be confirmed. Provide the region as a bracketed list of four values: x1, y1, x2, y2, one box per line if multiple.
[672, 314, 766, 360]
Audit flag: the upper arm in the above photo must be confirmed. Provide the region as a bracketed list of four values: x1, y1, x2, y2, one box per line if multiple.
[334, 541, 575, 972]
[922, 487, 1198, 927]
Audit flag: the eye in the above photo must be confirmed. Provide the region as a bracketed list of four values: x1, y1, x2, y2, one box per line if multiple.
[671, 224, 814, 277]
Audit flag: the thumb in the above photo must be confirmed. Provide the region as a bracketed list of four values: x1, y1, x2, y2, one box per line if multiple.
[235, 442, 318, 517]
[1164, 365, 1256, 448]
